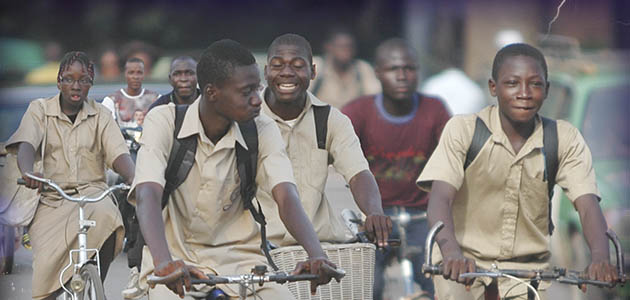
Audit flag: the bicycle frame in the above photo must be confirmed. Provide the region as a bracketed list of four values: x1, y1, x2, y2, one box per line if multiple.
[19, 173, 129, 300]
[389, 207, 427, 297]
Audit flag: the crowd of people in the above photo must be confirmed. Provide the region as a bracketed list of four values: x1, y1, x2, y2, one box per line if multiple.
[3, 30, 620, 300]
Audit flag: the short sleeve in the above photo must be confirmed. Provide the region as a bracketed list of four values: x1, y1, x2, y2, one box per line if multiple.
[99, 107, 129, 168]
[254, 116, 296, 193]
[102, 97, 116, 119]
[554, 121, 600, 202]
[416, 116, 471, 192]
[5, 99, 46, 153]
[127, 105, 175, 203]
[328, 108, 370, 182]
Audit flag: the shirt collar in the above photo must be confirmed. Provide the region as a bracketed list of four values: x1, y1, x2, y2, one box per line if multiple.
[45, 93, 98, 120]
[262, 88, 327, 124]
[177, 98, 248, 150]
[484, 105, 544, 149]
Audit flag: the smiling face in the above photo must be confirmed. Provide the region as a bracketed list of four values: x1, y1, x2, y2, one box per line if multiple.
[375, 46, 419, 102]
[169, 59, 198, 99]
[264, 44, 315, 104]
[489, 55, 549, 125]
[209, 64, 262, 122]
[125, 61, 145, 90]
[57, 61, 92, 108]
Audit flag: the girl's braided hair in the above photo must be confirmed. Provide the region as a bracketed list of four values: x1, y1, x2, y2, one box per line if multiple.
[57, 51, 95, 83]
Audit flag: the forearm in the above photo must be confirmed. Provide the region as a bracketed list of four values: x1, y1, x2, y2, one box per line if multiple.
[273, 183, 326, 259]
[136, 183, 172, 266]
[427, 181, 461, 257]
[16, 142, 36, 174]
[348, 170, 384, 216]
[575, 194, 610, 262]
[112, 154, 135, 184]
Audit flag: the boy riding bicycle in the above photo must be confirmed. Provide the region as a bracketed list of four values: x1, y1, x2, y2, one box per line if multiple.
[130, 40, 338, 299]
[416, 43, 618, 299]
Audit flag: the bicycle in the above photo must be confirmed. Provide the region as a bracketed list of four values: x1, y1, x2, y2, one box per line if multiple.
[349, 206, 430, 300]
[18, 173, 130, 300]
[147, 263, 346, 300]
[422, 221, 627, 300]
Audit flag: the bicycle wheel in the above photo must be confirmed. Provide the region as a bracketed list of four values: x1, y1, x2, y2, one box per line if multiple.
[78, 264, 105, 300]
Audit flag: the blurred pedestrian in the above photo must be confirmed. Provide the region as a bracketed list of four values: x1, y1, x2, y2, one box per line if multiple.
[310, 28, 380, 108]
[343, 38, 451, 300]
[98, 48, 121, 82]
[24, 41, 62, 85]
[148, 56, 199, 110]
[102, 57, 160, 127]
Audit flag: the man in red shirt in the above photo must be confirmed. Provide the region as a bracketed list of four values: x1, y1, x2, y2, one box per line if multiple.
[342, 38, 451, 299]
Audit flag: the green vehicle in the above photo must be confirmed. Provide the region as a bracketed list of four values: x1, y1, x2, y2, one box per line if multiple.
[541, 52, 629, 299]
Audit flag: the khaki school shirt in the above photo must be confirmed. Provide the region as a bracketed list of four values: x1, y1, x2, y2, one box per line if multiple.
[260, 90, 370, 245]
[6, 94, 128, 205]
[128, 99, 295, 295]
[417, 105, 599, 270]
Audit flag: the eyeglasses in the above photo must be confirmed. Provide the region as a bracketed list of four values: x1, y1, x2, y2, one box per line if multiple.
[59, 76, 93, 86]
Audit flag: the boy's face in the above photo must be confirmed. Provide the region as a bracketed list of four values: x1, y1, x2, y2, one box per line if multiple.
[57, 61, 92, 107]
[489, 55, 548, 124]
[264, 44, 315, 104]
[375, 47, 419, 102]
[210, 64, 262, 122]
[125, 62, 145, 90]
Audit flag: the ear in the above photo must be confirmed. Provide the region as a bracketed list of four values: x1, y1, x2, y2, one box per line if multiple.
[310, 63, 317, 80]
[263, 65, 269, 78]
[488, 78, 497, 97]
[204, 83, 218, 103]
[57, 80, 62, 91]
[544, 81, 550, 98]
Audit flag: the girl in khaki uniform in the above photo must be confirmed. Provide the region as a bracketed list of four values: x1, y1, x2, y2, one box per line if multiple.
[6, 51, 135, 299]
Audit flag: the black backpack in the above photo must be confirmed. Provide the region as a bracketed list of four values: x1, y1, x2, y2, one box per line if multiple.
[464, 116, 558, 234]
[162, 104, 331, 270]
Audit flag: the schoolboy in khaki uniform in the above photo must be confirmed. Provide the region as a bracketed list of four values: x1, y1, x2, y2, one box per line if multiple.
[417, 43, 618, 299]
[130, 40, 338, 299]
[259, 33, 391, 248]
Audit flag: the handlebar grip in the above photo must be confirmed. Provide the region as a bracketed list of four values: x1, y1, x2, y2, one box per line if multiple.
[146, 269, 184, 288]
[17, 178, 26, 185]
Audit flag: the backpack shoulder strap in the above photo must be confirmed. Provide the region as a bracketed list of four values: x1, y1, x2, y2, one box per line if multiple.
[542, 117, 558, 234]
[464, 117, 492, 170]
[312, 104, 331, 150]
[235, 120, 279, 270]
[235, 119, 258, 209]
[162, 105, 198, 208]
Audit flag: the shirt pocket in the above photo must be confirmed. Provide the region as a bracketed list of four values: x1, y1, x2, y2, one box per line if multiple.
[521, 173, 550, 232]
[307, 148, 329, 190]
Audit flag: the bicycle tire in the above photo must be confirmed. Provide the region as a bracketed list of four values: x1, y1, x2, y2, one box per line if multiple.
[79, 264, 105, 300]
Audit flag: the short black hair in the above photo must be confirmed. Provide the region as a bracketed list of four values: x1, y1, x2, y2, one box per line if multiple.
[267, 33, 313, 63]
[58, 51, 94, 83]
[125, 57, 145, 66]
[197, 39, 256, 89]
[374, 38, 417, 67]
[492, 43, 548, 81]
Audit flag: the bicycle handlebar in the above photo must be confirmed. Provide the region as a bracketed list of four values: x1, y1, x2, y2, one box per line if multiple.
[422, 221, 627, 288]
[147, 264, 345, 288]
[17, 173, 129, 203]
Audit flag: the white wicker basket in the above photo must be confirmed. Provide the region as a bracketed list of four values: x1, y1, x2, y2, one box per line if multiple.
[270, 243, 376, 300]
